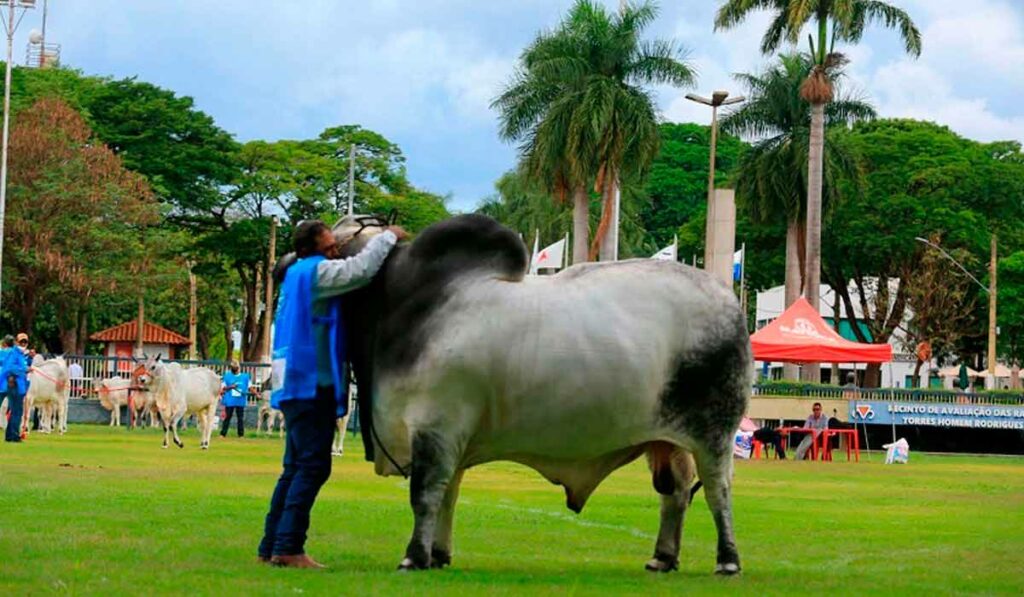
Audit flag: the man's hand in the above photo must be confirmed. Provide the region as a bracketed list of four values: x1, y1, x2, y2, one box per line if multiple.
[7, 375, 16, 389]
[386, 226, 409, 241]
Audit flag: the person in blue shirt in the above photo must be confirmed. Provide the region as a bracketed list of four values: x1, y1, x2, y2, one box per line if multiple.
[258, 219, 405, 569]
[220, 360, 254, 438]
[2, 335, 28, 443]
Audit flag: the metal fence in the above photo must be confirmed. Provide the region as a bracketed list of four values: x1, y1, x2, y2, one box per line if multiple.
[752, 383, 1024, 406]
[57, 355, 272, 405]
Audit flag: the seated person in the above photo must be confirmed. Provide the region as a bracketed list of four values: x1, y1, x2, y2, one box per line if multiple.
[795, 402, 829, 460]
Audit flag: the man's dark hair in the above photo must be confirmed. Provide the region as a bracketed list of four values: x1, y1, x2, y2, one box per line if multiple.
[2, 335, 14, 347]
[813, 402, 822, 408]
[293, 220, 329, 258]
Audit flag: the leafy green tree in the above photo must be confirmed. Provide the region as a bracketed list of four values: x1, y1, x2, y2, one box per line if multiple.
[494, 0, 695, 263]
[3, 97, 159, 351]
[715, 1, 922, 376]
[824, 119, 1024, 385]
[641, 123, 745, 248]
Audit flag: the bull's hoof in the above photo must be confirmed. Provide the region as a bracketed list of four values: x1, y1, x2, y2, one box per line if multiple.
[162, 444, 168, 449]
[714, 562, 741, 576]
[201, 444, 209, 450]
[397, 557, 429, 572]
[645, 556, 678, 573]
[175, 440, 184, 449]
[430, 549, 451, 569]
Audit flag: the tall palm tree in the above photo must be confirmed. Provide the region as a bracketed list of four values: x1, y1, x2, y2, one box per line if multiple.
[494, 0, 695, 263]
[715, 0, 920, 381]
[723, 53, 873, 379]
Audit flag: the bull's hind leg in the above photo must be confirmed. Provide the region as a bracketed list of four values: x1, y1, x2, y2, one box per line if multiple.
[645, 442, 695, 572]
[694, 441, 740, 575]
[430, 468, 465, 569]
[399, 430, 459, 571]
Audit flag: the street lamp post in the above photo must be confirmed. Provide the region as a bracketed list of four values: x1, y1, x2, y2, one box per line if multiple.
[686, 90, 744, 278]
[0, 0, 34, 322]
[915, 236, 998, 382]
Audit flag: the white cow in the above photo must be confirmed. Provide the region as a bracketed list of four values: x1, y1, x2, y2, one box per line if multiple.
[330, 214, 751, 574]
[332, 389, 356, 457]
[257, 395, 285, 437]
[135, 356, 221, 449]
[26, 356, 70, 434]
[94, 376, 142, 427]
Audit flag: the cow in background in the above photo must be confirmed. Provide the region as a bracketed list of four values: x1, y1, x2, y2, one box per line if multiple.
[328, 214, 750, 574]
[134, 356, 221, 449]
[26, 356, 70, 434]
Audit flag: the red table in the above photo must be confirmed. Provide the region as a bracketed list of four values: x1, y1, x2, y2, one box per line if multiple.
[778, 427, 820, 460]
[819, 428, 860, 462]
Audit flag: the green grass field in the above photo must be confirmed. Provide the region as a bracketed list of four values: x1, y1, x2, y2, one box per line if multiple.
[1, 426, 1022, 596]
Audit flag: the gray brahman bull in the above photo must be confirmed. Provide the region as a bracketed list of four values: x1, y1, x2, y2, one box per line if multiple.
[307, 214, 750, 574]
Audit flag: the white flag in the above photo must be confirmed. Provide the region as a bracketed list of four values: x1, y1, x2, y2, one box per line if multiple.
[530, 237, 566, 274]
[651, 242, 677, 262]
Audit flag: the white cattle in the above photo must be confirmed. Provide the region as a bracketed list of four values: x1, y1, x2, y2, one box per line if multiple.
[26, 356, 70, 434]
[94, 376, 143, 427]
[135, 356, 221, 449]
[257, 395, 285, 437]
[332, 390, 356, 457]
[328, 214, 751, 574]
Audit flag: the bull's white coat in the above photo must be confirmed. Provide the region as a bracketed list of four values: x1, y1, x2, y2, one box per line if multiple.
[374, 262, 743, 501]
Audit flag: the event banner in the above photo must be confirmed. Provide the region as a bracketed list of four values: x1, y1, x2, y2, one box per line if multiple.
[848, 400, 1024, 430]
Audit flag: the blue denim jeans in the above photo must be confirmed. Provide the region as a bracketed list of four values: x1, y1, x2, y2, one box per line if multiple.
[4, 391, 23, 441]
[258, 386, 336, 557]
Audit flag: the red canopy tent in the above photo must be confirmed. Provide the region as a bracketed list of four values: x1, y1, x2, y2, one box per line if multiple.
[751, 297, 892, 363]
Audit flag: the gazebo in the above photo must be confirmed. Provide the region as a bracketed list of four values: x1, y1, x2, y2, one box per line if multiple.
[90, 320, 191, 363]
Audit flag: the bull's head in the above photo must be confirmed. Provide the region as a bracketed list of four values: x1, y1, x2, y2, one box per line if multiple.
[132, 354, 161, 389]
[333, 212, 393, 258]
[273, 213, 395, 282]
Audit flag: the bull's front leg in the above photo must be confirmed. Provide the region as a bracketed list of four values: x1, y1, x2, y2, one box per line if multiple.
[430, 468, 465, 569]
[399, 430, 459, 571]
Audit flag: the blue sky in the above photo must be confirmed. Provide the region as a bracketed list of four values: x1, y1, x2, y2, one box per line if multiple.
[31, 0, 1024, 211]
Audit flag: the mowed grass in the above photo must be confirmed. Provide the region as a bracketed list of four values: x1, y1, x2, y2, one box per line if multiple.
[1, 427, 1022, 596]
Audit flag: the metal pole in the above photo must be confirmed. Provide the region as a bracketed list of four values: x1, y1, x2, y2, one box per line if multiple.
[262, 216, 277, 362]
[0, 0, 15, 322]
[988, 233, 997, 379]
[38, 0, 45, 68]
[347, 144, 355, 216]
[703, 104, 719, 272]
[188, 261, 197, 361]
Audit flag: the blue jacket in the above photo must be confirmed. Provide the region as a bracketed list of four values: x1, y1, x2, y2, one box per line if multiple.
[1, 345, 29, 395]
[271, 255, 348, 415]
[221, 371, 251, 408]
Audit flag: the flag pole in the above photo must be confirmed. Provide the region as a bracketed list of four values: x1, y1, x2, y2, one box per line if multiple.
[739, 242, 747, 303]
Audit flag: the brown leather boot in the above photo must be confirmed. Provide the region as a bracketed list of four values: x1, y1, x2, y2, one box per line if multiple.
[270, 554, 327, 569]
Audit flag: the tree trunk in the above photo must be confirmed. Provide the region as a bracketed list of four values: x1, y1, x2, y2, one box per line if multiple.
[782, 219, 803, 381]
[863, 364, 881, 388]
[800, 101, 826, 384]
[222, 306, 234, 362]
[76, 307, 88, 354]
[912, 359, 924, 389]
[598, 175, 618, 262]
[571, 185, 589, 265]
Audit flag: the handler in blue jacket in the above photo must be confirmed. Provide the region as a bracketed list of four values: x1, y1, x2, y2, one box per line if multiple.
[220, 360, 254, 438]
[258, 219, 405, 569]
[2, 335, 28, 443]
